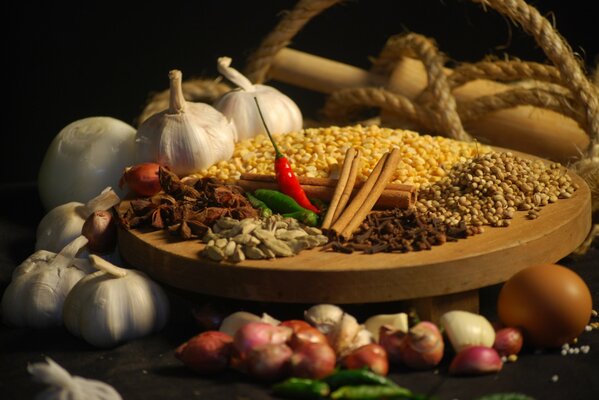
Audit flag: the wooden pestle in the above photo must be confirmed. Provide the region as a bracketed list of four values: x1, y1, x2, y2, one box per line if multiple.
[268, 48, 589, 163]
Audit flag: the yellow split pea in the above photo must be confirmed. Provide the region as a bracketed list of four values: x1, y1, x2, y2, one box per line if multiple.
[192, 125, 489, 187]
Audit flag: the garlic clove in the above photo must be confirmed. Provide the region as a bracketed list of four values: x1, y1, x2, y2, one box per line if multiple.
[440, 310, 496, 353]
[304, 304, 344, 334]
[364, 312, 409, 342]
[219, 311, 263, 337]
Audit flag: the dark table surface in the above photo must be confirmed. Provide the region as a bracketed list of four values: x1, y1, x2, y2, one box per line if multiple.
[1, 183, 598, 400]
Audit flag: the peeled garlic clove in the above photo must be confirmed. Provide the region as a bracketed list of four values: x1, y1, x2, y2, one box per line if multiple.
[215, 57, 302, 141]
[364, 313, 409, 342]
[219, 311, 263, 337]
[136, 70, 236, 176]
[440, 310, 496, 353]
[330, 313, 362, 356]
[304, 304, 344, 334]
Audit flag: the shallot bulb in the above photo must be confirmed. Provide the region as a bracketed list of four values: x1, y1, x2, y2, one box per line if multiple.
[341, 343, 389, 376]
[81, 210, 117, 254]
[246, 343, 293, 381]
[233, 322, 292, 355]
[289, 342, 337, 380]
[119, 163, 162, 197]
[449, 346, 503, 375]
[400, 322, 444, 370]
[493, 327, 524, 356]
[380, 322, 444, 370]
[175, 331, 233, 374]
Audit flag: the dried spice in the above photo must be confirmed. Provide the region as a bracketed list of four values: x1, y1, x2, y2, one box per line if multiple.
[118, 168, 258, 239]
[325, 207, 481, 254]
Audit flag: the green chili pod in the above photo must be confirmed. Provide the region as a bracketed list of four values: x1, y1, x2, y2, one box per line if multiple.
[324, 368, 398, 389]
[282, 210, 319, 227]
[254, 189, 306, 214]
[272, 377, 330, 399]
[246, 192, 273, 218]
[330, 384, 413, 400]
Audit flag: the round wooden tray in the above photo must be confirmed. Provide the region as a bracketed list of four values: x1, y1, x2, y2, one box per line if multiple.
[118, 167, 591, 305]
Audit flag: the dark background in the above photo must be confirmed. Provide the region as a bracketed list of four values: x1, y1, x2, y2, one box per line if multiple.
[4, 0, 598, 185]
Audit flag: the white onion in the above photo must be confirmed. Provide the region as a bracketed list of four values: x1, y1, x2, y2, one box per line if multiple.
[38, 117, 136, 211]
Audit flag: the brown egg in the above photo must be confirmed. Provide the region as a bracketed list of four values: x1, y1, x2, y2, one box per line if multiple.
[497, 263, 592, 348]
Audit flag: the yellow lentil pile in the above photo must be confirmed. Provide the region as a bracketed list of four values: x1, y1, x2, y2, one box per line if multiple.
[192, 125, 490, 186]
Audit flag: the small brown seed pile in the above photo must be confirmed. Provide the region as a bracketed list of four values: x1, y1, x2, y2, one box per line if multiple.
[416, 151, 578, 227]
[325, 208, 482, 254]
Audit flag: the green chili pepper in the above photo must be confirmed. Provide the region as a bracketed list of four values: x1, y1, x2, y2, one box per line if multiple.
[324, 368, 398, 389]
[272, 378, 330, 399]
[330, 384, 413, 400]
[246, 192, 273, 218]
[254, 189, 306, 214]
[283, 210, 319, 227]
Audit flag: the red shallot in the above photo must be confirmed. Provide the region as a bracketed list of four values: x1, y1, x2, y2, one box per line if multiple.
[119, 162, 162, 197]
[289, 342, 336, 379]
[234, 322, 292, 355]
[449, 345, 503, 375]
[175, 331, 233, 374]
[493, 327, 524, 356]
[246, 343, 293, 381]
[81, 210, 117, 254]
[341, 343, 389, 376]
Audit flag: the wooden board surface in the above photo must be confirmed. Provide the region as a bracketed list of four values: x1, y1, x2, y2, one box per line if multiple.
[118, 168, 591, 304]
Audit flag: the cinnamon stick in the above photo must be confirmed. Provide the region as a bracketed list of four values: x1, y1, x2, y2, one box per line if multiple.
[330, 152, 389, 236]
[237, 174, 416, 209]
[341, 149, 402, 239]
[321, 148, 360, 229]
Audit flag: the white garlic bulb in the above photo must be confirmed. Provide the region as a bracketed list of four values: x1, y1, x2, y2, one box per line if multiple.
[135, 70, 236, 176]
[63, 255, 169, 348]
[38, 117, 136, 211]
[214, 57, 303, 140]
[29, 357, 122, 400]
[1, 236, 92, 328]
[36, 187, 120, 254]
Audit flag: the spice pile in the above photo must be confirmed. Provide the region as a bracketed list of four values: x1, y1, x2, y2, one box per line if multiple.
[118, 168, 258, 239]
[417, 151, 578, 227]
[325, 208, 482, 254]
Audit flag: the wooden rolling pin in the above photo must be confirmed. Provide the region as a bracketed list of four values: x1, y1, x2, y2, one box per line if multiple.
[268, 48, 589, 163]
[237, 173, 416, 209]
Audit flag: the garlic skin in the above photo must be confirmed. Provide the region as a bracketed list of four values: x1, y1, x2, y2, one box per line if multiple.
[63, 255, 169, 348]
[29, 357, 122, 400]
[38, 117, 136, 211]
[304, 304, 362, 356]
[219, 311, 279, 337]
[440, 310, 496, 353]
[364, 313, 409, 342]
[136, 70, 236, 176]
[215, 57, 302, 140]
[36, 188, 120, 254]
[1, 236, 91, 328]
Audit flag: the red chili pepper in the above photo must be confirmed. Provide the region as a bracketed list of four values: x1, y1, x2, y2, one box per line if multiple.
[254, 97, 319, 213]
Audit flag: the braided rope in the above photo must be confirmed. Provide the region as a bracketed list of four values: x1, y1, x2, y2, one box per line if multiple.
[321, 87, 439, 132]
[244, 0, 339, 84]
[474, 0, 598, 151]
[449, 61, 563, 88]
